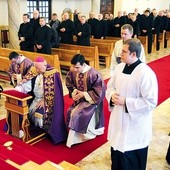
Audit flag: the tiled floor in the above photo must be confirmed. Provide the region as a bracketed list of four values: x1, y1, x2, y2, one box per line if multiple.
[0, 47, 170, 169]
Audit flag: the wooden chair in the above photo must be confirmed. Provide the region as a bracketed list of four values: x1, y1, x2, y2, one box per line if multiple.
[1, 29, 9, 48]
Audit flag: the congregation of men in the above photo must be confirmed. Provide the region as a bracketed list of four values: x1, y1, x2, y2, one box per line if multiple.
[17, 8, 170, 57]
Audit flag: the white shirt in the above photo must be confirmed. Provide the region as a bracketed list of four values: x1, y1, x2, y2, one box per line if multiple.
[110, 39, 146, 76]
[106, 62, 158, 152]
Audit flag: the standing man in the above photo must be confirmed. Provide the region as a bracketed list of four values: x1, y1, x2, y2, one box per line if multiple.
[113, 11, 125, 37]
[110, 24, 146, 76]
[18, 13, 34, 52]
[8, 51, 33, 86]
[106, 38, 158, 170]
[48, 13, 60, 33]
[140, 10, 153, 53]
[30, 10, 40, 39]
[35, 17, 52, 54]
[59, 12, 75, 44]
[76, 15, 91, 46]
[88, 12, 98, 37]
[66, 54, 106, 147]
[93, 14, 107, 39]
[15, 56, 67, 144]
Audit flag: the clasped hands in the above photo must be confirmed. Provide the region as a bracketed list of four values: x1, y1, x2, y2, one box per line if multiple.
[111, 93, 125, 105]
[72, 89, 84, 101]
[36, 45, 42, 49]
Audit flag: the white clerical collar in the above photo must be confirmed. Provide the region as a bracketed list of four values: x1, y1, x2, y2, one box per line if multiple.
[19, 55, 26, 64]
[81, 63, 91, 73]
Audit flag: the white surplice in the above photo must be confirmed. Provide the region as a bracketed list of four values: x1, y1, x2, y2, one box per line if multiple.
[106, 62, 158, 152]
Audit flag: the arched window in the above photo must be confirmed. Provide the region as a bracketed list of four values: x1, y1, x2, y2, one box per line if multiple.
[27, 0, 51, 22]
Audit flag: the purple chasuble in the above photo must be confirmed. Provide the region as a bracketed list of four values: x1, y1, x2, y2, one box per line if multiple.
[66, 67, 106, 133]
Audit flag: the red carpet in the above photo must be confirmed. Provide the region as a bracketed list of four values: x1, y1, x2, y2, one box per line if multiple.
[147, 55, 170, 104]
[0, 55, 169, 165]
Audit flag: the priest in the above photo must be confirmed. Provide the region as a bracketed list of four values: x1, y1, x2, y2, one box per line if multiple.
[15, 56, 67, 144]
[66, 54, 106, 147]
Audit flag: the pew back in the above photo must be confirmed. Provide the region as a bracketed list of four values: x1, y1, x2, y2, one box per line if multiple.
[0, 48, 61, 76]
[59, 44, 99, 69]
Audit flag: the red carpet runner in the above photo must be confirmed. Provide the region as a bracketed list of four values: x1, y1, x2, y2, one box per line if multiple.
[0, 55, 169, 165]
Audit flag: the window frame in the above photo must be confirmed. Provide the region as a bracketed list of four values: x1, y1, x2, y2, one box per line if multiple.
[27, 0, 52, 22]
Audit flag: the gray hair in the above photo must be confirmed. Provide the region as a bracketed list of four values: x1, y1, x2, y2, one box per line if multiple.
[121, 24, 133, 35]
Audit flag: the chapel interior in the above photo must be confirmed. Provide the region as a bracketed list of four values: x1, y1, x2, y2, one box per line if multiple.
[0, 0, 170, 169]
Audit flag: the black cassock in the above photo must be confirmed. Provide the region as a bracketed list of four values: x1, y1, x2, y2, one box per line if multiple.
[35, 25, 52, 54]
[30, 17, 40, 38]
[140, 15, 153, 53]
[59, 19, 75, 44]
[18, 22, 34, 52]
[93, 19, 107, 39]
[113, 16, 125, 37]
[76, 22, 91, 46]
[88, 18, 98, 36]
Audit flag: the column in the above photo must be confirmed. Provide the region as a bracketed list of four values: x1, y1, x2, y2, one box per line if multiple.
[113, 0, 123, 17]
[91, 0, 100, 17]
[8, 0, 21, 49]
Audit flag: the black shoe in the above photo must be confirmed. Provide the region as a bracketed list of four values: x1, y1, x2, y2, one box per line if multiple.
[0, 85, 3, 93]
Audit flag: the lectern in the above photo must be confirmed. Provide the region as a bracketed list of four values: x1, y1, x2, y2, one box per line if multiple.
[1, 90, 32, 142]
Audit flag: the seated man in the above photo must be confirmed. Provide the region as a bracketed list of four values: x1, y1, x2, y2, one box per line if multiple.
[66, 54, 106, 147]
[15, 56, 67, 144]
[110, 24, 146, 76]
[8, 51, 33, 86]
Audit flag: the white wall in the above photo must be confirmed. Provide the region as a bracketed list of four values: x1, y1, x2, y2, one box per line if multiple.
[52, 0, 91, 20]
[0, 0, 170, 26]
[120, 0, 170, 15]
[0, 0, 8, 25]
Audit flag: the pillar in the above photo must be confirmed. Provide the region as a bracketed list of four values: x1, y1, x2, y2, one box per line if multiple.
[91, 0, 100, 17]
[8, 0, 21, 49]
[113, 0, 123, 17]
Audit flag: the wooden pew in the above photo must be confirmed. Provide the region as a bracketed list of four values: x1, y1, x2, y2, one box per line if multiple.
[138, 36, 148, 54]
[153, 32, 166, 52]
[51, 48, 80, 70]
[165, 31, 170, 48]
[90, 41, 114, 68]
[59, 43, 99, 70]
[0, 56, 10, 72]
[0, 47, 61, 76]
[73, 36, 116, 68]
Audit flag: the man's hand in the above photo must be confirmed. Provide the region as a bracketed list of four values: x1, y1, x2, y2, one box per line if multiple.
[60, 28, 66, 32]
[36, 45, 42, 49]
[20, 37, 25, 41]
[36, 99, 44, 109]
[78, 32, 82, 36]
[11, 74, 17, 80]
[72, 90, 84, 101]
[111, 93, 125, 105]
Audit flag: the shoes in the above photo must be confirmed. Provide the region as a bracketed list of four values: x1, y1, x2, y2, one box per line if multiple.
[0, 85, 3, 93]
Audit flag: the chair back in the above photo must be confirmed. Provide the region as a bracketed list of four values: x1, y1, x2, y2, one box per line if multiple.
[1, 30, 9, 47]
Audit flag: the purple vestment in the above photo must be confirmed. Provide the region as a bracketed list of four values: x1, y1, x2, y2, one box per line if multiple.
[66, 67, 106, 133]
[36, 66, 67, 143]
